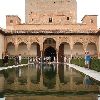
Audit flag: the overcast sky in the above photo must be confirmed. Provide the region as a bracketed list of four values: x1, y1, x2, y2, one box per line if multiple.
[0, 0, 100, 29]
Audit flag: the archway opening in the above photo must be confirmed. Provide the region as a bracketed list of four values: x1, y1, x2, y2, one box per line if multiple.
[7, 42, 15, 56]
[44, 46, 56, 62]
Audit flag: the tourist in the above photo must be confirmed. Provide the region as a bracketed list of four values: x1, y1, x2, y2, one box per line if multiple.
[84, 51, 91, 69]
[14, 55, 19, 65]
[64, 56, 66, 63]
[4, 53, 9, 66]
[83, 75, 92, 88]
[18, 54, 22, 64]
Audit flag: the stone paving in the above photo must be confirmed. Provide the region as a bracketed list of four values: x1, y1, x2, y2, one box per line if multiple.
[0, 64, 28, 71]
[66, 63, 100, 82]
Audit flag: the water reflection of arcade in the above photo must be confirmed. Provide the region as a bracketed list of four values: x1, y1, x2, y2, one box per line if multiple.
[0, 64, 99, 93]
[42, 64, 56, 89]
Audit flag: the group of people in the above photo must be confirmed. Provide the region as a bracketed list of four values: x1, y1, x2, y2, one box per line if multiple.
[14, 54, 22, 65]
[2, 53, 9, 66]
[2, 53, 22, 66]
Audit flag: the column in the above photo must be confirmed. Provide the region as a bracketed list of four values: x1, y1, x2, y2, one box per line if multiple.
[56, 64, 60, 90]
[98, 36, 100, 59]
[41, 50, 43, 63]
[56, 51, 59, 63]
[39, 67, 44, 89]
[70, 49, 72, 58]
[69, 68, 74, 90]
[27, 65, 31, 90]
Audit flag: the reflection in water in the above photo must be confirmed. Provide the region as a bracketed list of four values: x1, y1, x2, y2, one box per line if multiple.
[83, 75, 93, 88]
[43, 64, 56, 89]
[0, 63, 100, 100]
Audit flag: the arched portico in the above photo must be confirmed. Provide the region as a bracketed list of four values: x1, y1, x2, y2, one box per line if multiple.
[6, 42, 15, 56]
[30, 42, 41, 57]
[73, 42, 84, 57]
[86, 42, 98, 56]
[18, 42, 28, 56]
[44, 46, 56, 61]
[5, 35, 99, 61]
[43, 38, 56, 61]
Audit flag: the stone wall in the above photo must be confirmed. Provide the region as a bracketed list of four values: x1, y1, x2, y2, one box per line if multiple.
[0, 33, 4, 59]
[25, 0, 77, 24]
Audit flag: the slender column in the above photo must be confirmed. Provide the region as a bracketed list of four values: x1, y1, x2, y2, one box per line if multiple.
[27, 42, 31, 56]
[56, 64, 60, 90]
[64, 64, 66, 76]
[69, 68, 74, 90]
[41, 51, 43, 63]
[56, 51, 59, 63]
[83, 43, 87, 52]
[27, 65, 31, 90]
[39, 67, 44, 89]
[98, 36, 100, 59]
[0, 74, 5, 92]
[70, 49, 73, 58]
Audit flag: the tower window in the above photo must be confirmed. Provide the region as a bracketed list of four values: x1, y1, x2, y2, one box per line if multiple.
[49, 18, 52, 23]
[10, 20, 13, 23]
[67, 17, 69, 20]
[67, 0, 70, 2]
[90, 19, 94, 23]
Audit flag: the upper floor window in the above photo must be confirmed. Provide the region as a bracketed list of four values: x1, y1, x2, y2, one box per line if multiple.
[90, 19, 94, 23]
[10, 20, 13, 23]
[67, 17, 69, 20]
[49, 18, 52, 23]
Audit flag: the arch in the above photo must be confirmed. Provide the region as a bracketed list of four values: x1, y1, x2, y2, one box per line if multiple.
[86, 42, 97, 56]
[30, 42, 41, 57]
[73, 42, 84, 57]
[44, 46, 56, 62]
[43, 38, 56, 51]
[63, 42, 71, 57]
[6, 42, 15, 56]
[43, 38, 56, 47]
[43, 38, 56, 61]
[18, 42, 28, 56]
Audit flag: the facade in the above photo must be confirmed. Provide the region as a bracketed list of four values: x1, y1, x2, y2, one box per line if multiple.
[0, 0, 100, 62]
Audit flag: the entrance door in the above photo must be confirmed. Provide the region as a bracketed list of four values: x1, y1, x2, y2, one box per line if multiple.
[44, 46, 56, 62]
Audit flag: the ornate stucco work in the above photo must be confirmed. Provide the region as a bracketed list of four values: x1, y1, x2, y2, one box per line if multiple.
[5, 35, 98, 58]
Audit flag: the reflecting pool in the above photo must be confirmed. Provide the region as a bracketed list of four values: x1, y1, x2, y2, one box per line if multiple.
[0, 63, 100, 100]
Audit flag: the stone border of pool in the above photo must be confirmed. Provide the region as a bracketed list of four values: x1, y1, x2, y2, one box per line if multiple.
[66, 63, 100, 82]
[0, 64, 28, 71]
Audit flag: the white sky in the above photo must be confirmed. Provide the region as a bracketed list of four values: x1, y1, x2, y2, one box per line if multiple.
[0, 0, 100, 29]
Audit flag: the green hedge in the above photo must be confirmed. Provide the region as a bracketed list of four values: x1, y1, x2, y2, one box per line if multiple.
[0, 59, 28, 67]
[71, 58, 100, 72]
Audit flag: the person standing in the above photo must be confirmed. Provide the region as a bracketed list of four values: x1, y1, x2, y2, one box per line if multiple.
[18, 54, 22, 64]
[4, 54, 9, 66]
[85, 51, 91, 69]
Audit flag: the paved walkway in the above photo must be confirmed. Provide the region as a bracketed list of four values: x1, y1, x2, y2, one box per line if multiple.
[66, 63, 100, 82]
[0, 64, 28, 71]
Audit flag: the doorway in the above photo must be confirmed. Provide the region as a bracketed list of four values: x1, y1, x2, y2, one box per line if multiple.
[44, 46, 56, 61]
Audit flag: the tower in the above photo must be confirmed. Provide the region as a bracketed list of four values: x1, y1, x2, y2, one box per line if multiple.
[25, 0, 77, 24]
